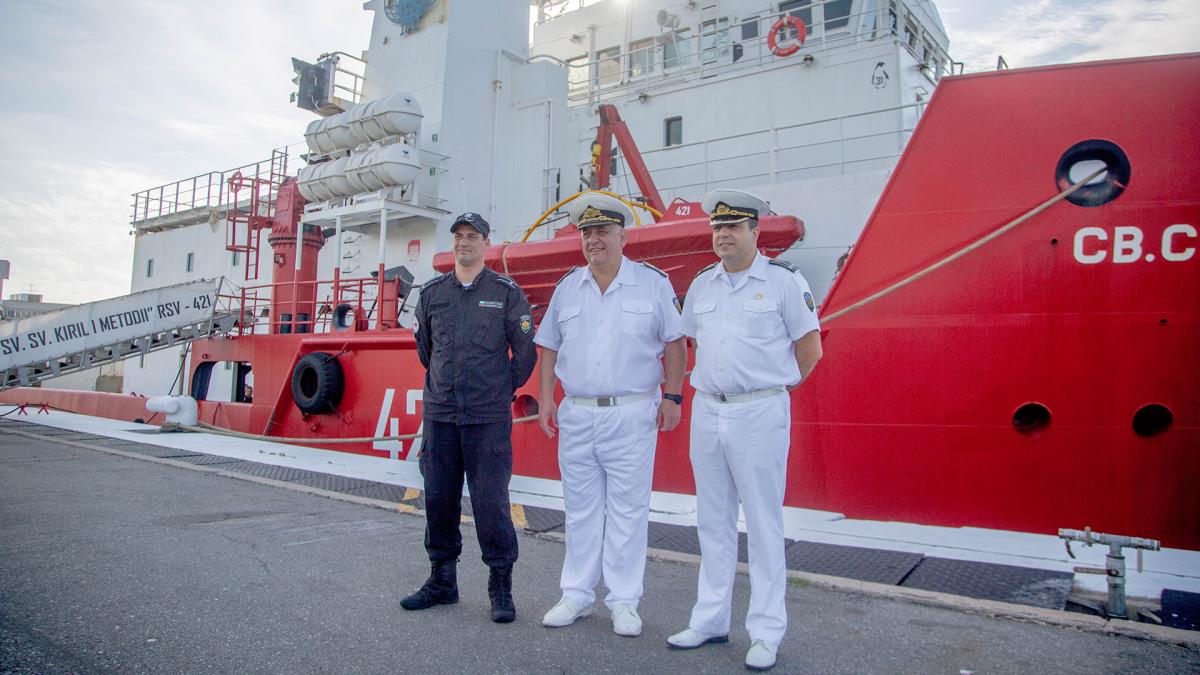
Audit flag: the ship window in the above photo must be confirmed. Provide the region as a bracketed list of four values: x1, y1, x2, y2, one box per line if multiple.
[186, 252, 194, 273]
[231, 250, 240, 266]
[858, 0, 876, 37]
[629, 38, 656, 79]
[779, 1, 813, 32]
[922, 40, 935, 65]
[742, 17, 759, 40]
[146, 259, 154, 278]
[665, 117, 682, 147]
[824, 0, 852, 30]
[566, 55, 588, 97]
[596, 47, 621, 87]
[663, 29, 693, 69]
[905, 15, 920, 50]
[701, 18, 730, 64]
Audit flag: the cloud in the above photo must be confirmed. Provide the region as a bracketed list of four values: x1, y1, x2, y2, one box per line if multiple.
[0, 0, 370, 304]
[0, 160, 151, 303]
[941, 0, 1200, 71]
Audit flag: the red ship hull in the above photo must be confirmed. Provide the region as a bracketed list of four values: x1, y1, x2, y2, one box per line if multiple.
[4, 54, 1197, 549]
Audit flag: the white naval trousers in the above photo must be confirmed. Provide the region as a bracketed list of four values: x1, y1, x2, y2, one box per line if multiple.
[687, 390, 791, 645]
[556, 396, 659, 609]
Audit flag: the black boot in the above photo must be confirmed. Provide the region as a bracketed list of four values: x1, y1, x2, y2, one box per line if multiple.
[488, 564, 516, 623]
[401, 560, 459, 611]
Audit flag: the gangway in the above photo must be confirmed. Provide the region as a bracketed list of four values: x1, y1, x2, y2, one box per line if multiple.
[0, 279, 237, 390]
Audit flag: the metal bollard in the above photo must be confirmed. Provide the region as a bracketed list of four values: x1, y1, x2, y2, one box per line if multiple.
[1059, 527, 1160, 620]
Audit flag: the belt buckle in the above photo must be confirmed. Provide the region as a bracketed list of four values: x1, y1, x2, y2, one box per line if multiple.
[597, 396, 616, 407]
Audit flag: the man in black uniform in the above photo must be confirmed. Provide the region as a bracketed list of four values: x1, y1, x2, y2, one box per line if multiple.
[403, 211, 538, 623]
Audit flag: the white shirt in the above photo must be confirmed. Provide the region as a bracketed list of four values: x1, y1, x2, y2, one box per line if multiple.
[535, 256, 684, 397]
[681, 253, 820, 394]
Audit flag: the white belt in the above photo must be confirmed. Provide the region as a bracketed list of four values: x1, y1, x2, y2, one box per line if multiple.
[569, 391, 656, 407]
[702, 386, 786, 404]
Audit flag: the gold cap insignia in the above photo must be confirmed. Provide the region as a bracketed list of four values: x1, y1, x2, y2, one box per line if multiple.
[578, 205, 623, 227]
[710, 202, 757, 220]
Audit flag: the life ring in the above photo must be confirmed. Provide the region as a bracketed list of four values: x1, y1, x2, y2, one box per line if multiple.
[291, 352, 344, 414]
[768, 16, 807, 57]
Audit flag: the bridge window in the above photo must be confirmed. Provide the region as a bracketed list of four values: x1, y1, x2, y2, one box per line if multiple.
[701, 18, 730, 64]
[566, 55, 588, 97]
[779, 0, 813, 29]
[824, 0, 853, 30]
[186, 252, 194, 273]
[665, 117, 683, 147]
[741, 17, 760, 40]
[663, 29, 693, 69]
[596, 47, 620, 87]
[146, 259, 154, 278]
[231, 250, 240, 267]
[629, 38, 656, 79]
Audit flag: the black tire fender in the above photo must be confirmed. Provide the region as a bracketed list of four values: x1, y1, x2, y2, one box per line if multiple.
[291, 352, 344, 415]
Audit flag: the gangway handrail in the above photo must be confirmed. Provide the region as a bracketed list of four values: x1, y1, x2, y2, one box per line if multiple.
[0, 279, 234, 390]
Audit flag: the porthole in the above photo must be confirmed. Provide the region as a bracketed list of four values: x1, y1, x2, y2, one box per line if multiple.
[1132, 403, 1173, 438]
[1055, 139, 1130, 208]
[1012, 402, 1051, 436]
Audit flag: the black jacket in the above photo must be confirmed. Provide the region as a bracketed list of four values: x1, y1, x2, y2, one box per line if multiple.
[414, 267, 537, 424]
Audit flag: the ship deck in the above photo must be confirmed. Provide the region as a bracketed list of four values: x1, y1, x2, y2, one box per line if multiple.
[2, 409, 1198, 670]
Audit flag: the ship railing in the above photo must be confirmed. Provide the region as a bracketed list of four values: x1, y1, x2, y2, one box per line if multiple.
[217, 275, 406, 337]
[130, 151, 289, 226]
[596, 100, 926, 202]
[561, 0, 960, 106]
[323, 51, 366, 107]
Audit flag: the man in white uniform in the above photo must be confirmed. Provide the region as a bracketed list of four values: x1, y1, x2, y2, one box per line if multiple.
[535, 192, 687, 637]
[668, 190, 822, 671]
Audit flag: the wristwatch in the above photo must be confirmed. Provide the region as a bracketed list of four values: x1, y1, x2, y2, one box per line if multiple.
[663, 393, 683, 405]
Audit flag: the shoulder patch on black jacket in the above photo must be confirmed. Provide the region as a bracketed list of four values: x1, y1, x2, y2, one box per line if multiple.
[419, 272, 451, 292]
[493, 273, 517, 289]
[640, 261, 668, 278]
[556, 266, 579, 286]
[693, 262, 718, 279]
[768, 258, 799, 273]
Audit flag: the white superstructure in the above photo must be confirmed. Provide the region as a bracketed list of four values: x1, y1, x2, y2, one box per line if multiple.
[124, 0, 953, 395]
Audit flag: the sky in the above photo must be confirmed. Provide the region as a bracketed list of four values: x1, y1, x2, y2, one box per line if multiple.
[0, 0, 1197, 304]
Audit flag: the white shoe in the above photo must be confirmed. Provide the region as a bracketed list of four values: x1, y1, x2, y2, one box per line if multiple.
[542, 597, 592, 627]
[666, 627, 729, 649]
[744, 639, 778, 671]
[611, 603, 642, 637]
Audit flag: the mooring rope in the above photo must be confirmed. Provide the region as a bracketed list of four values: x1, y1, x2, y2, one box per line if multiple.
[821, 167, 1106, 323]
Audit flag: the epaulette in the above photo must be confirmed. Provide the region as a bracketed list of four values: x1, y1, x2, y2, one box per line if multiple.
[693, 262, 718, 279]
[493, 273, 517, 289]
[768, 258, 799, 273]
[556, 266, 580, 286]
[640, 261, 668, 278]
[418, 272, 451, 292]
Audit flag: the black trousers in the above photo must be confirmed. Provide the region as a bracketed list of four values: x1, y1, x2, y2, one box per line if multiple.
[420, 418, 518, 568]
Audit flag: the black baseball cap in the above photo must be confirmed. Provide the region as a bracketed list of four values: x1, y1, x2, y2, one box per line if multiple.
[451, 212, 490, 238]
